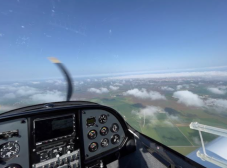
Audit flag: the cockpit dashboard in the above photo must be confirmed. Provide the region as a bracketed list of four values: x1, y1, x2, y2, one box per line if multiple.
[0, 101, 136, 168]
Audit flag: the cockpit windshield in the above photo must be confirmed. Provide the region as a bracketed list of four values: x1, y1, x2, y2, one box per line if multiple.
[1, 0, 227, 166]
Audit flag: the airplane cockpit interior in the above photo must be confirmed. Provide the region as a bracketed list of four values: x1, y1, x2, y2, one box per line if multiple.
[1, 0, 227, 167]
[0, 58, 205, 168]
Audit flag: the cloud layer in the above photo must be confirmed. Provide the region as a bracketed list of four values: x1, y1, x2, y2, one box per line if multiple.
[207, 87, 226, 95]
[109, 71, 227, 79]
[161, 86, 174, 91]
[109, 85, 119, 91]
[87, 88, 109, 94]
[173, 90, 227, 113]
[139, 106, 163, 116]
[124, 88, 166, 100]
[30, 90, 64, 103]
[205, 98, 227, 112]
[173, 90, 204, 107]
[0, 84, 64, 103]
[0, 85, 40, 97]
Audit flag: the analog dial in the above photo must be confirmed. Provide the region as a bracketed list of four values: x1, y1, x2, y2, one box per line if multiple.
[0, 141, 20, 160]
[111, 123, 119, 133]
[87, 130, 97, 140]
[111, 134, 120, 144]
[99, 114, 108, 124]
[101, 138, 109, 147]
[89, 142, 98, 152]
[100, 126, 109, 136]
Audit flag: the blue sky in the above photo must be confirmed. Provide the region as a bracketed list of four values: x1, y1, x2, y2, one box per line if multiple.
[0, 0, 227, 81]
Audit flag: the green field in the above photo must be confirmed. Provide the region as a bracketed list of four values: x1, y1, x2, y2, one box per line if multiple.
[153, 127, 192, 146]
[90, 95, 221, 156]
[170, 147, 199, 155]
[178, 126, 218, 146]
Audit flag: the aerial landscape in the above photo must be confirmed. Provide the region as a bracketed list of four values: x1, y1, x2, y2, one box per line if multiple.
[0, 1, 227, 165]
[1, 70, 227, 156]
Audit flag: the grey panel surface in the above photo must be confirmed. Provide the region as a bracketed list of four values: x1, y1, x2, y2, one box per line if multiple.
[107, 139, 167, 168]
[82, 109, 125, 159]
[0, 118, 30, 168]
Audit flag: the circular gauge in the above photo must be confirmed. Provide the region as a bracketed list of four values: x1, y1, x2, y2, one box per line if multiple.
[101, 138, 109, 147]
[100, 126, 109, 136]
[111, 123, 119, 133]
[111, 134, 120, 144]
[87, 130, 97, 140]
[0, 141, 20, 160]
[99, 114, 108, 124]
[88, 142, 98, 152]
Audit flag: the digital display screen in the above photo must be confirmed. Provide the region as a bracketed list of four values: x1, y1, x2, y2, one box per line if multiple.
[35, 115, 74, 143]
[86, 117, 96, 126]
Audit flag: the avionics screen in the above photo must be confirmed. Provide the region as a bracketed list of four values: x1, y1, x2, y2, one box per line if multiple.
[35, 115, 74, 143]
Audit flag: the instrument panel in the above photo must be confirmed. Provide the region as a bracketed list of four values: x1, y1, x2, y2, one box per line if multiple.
[81, 109, 126, 159]
[0, 103, 136, 168]
[0, 118, 30, 168]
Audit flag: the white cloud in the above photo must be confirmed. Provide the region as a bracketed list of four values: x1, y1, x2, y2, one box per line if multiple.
[207, 87, 226, 95]
[114, 82, 123, 86]
[139, 106, 163, 116]
[131, 109, 138, 115]
[131, 106, 179, 127]
[16, 86, 40, 96]
[109, 71, 227, 79]
[54, 80, 64, 85]
[30, 90, 64, 103]
[87, 88, 109, 94]
[173, 90, 204, 107]
[3, 93, 16, 99]
[172, 90, 227, 112]
[124, 88, 166, 100]
[161, 86, 174, 91]
[168, 115, 179, 121]
[0, 85, 40, 96]
[13, 83, 20, 86]
[46, 80, 54, 83]
[177, 85, 183, 90]
[205, 98, 227, 111]
[31, 81, 40, 84]
[109, 85, 119, 91]
[45, 80, 64, 85]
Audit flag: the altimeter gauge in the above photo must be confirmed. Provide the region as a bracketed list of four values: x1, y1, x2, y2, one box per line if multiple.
[0, 141, 20, 160]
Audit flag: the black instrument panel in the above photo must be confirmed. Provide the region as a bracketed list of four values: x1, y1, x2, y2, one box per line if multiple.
[81, 109, 126, 159]
[0, 102, 136, 168]
[34, 114, 75, 144]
